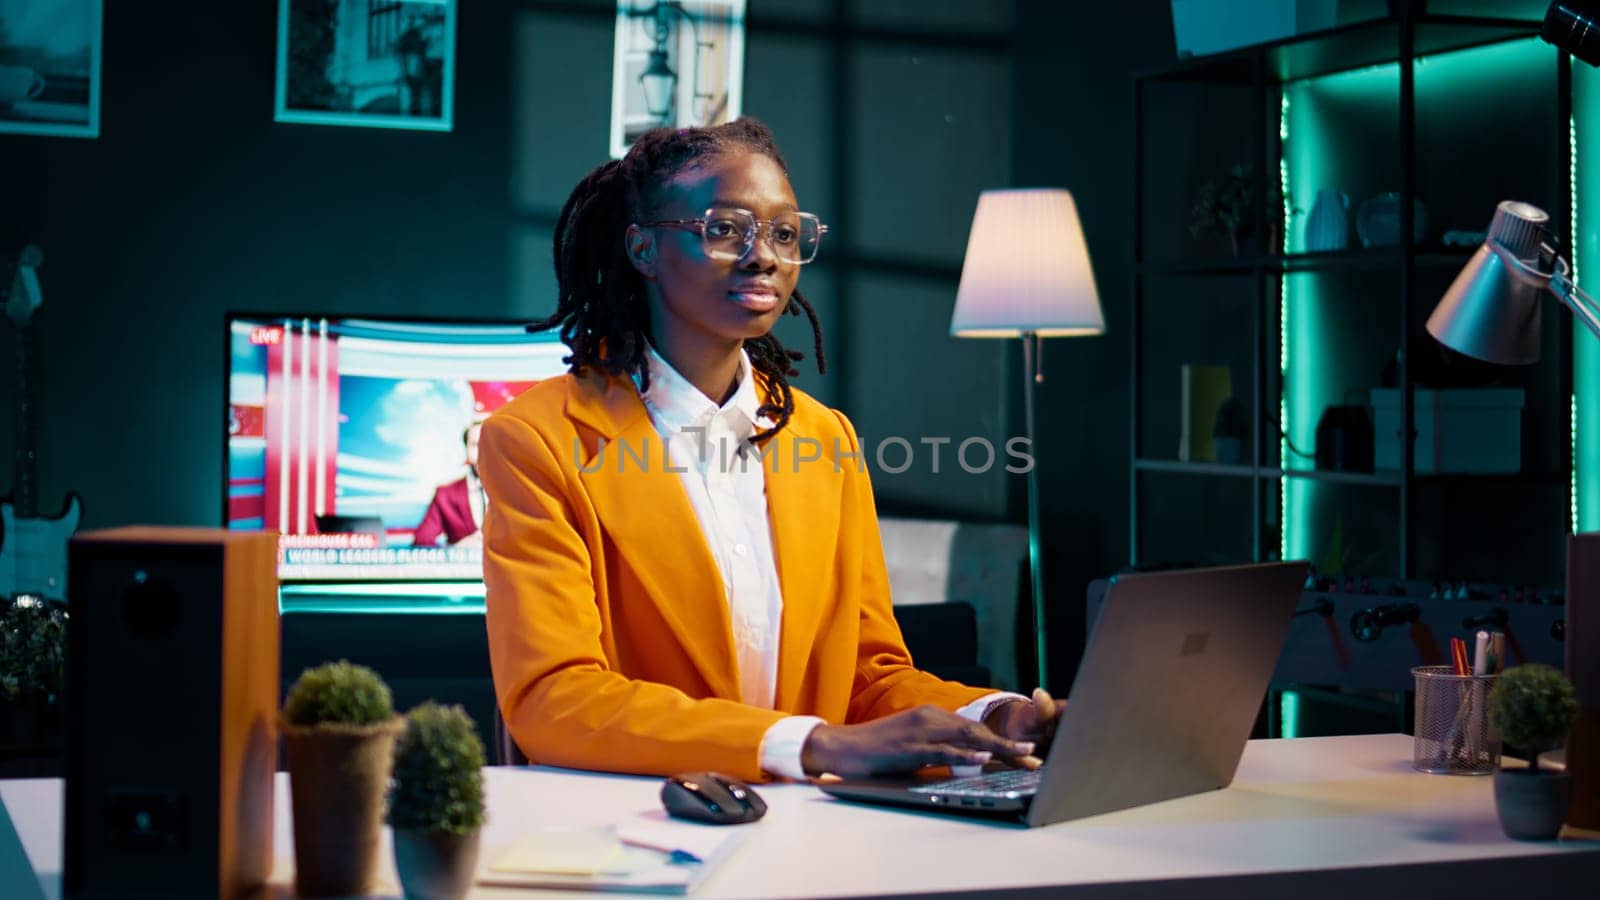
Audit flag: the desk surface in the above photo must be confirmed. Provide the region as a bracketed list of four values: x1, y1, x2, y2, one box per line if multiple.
[4, 734, 1599, 899]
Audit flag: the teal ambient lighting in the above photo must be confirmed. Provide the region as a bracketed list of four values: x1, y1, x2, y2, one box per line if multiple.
[1280, 689, 1301, 739]
[278, 582, 486, 615]
[1280, 38, 1558, 564]
[1576, 64, 1600, 532]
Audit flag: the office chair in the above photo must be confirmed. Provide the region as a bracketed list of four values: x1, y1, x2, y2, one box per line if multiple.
[493, 707, 529, 766]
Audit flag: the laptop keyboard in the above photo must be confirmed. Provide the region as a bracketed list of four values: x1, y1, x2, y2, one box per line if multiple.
[909, 767, 1042, 798]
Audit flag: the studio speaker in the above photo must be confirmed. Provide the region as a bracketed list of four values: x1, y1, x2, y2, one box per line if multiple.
[1566, 532, 1600, 830]
[64, 527, 279, 899]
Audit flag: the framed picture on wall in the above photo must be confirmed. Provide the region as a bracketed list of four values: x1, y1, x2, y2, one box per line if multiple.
[610, 0, 746, 158]
[0, 0, 102, 138]
[275, 0, 456, 131]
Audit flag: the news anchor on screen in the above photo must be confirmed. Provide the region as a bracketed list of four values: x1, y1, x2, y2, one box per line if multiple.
[413, 421, 485, 547]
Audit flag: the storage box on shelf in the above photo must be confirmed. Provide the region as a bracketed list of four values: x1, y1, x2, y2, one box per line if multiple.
[1371, 387, 1525, 474]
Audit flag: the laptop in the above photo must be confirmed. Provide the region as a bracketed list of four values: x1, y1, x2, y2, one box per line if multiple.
[820, 560, 1309, 827]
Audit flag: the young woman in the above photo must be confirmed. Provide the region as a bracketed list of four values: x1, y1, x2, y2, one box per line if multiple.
[480, 118, 1059, 781]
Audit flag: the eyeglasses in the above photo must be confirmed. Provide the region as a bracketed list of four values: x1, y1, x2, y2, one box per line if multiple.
[641, 207, 829, 265]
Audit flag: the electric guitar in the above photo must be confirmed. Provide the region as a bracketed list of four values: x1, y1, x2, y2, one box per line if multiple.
[0, 246, 81, 604]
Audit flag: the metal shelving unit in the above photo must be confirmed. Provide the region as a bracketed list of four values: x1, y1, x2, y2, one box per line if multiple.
[1130, 1, 1569, 579]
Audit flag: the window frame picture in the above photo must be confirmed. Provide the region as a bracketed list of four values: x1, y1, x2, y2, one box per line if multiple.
[274, 0, 456, 132]
[0, 0, 104, 139]
[610, 0, 746, 159]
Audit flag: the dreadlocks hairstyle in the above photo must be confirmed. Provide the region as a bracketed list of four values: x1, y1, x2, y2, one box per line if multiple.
[529, 117, 826, 441]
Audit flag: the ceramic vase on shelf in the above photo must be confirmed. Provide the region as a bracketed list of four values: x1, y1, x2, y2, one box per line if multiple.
[1303, 188, 1349, 252]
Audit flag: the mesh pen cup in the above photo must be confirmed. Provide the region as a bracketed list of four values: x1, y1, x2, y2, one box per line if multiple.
[1412, 665, 1500, 775]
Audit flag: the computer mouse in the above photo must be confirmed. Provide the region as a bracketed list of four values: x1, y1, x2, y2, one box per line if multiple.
[660, 772, 767, 824]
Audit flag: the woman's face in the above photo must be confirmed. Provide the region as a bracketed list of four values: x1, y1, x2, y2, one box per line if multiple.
[631, 149, 802, 355]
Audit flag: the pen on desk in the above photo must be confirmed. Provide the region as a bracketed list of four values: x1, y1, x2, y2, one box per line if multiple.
[1491, 631, 1506, 674]
[1472, 630, 1489, 675]
[618, 835, 702, 864]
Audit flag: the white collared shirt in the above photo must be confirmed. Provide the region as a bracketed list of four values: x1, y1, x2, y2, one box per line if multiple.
[636, 345, 1019, 779]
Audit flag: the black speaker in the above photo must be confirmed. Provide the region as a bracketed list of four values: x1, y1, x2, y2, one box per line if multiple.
[64, 527, 279, 899]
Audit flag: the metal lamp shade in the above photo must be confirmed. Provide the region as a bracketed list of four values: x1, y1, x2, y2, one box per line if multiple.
[1426, 243, 1545, 365]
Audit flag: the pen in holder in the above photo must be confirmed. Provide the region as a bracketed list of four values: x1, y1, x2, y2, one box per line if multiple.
[1412, 665, 1500, 775]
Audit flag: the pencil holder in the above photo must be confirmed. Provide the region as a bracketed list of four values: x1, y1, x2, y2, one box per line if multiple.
[1412, 665, 1499, 775]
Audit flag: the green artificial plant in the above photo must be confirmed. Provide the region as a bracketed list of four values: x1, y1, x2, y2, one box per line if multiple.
[386, 701, 486, 835]
[283, 660, 395, 727]
[1488, 663, 1579, 772]
[0, 602, 67, 702]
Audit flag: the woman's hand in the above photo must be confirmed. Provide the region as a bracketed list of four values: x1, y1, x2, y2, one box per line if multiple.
[800, 705, 1035, 778]
[983, 688, 1063, 757]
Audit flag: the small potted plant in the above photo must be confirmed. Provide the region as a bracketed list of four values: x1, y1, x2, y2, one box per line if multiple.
[1487, 663, 1579, 840]
[388, 702, 487, 900]
[281, 660, 405, 895]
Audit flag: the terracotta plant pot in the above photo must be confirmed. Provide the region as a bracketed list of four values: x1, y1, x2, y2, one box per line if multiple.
[394, 829, 482, 900]
[282, 716, 406, 896]
[1493, 768, 1573, 840]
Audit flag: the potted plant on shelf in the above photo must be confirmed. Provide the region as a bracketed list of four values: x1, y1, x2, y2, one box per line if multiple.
[1190, 164, 1256, 257]
[281, 660, 405, 896]
[1486, 663, 1579, 840]
[388, 702, 487, 900]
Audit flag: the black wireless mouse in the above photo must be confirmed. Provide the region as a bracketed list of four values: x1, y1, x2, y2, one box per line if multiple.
[661, 771, 767, 824]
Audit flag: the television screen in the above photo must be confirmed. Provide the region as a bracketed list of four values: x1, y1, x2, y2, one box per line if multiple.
[226, 314, 570, 582]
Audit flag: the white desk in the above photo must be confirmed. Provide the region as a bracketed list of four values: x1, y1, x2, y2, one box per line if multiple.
[4, 735, 1598, 899]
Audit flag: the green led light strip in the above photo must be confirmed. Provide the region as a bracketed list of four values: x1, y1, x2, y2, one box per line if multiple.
[1280, 690, 1300, 739]
[1576, 61, 1600, 533]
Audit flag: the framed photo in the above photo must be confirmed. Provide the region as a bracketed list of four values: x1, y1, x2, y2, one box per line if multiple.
[0, 0, 102, 138]
[610, 0, 745, 158]
[275, 0, 455, 131]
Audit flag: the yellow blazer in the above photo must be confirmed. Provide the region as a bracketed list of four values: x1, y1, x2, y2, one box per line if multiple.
[480, 369, 990, 781]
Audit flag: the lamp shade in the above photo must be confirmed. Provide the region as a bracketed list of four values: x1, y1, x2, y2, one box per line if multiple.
[1425, 200, 1551, 365]
[950, 189, 1105, 338]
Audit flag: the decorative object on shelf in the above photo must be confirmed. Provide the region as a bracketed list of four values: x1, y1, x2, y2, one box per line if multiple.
[951, 188, 1105, 690]
[1179, 364, 1232, 462]
[1189, 165, 1257, 256]
[389, 702, 486, 900]
[281, 660, 404, 897]
[1370, 387, 1523, 474]
[1313, 404, 1373, 472]
[275, 0, 456, 131]
[610, 1, 747, 158]
[1356, 192, 1428, 248]
[0, 0, 102, 139]
[1303, 188, 1349, 252]
[1169, 0, 1339, 58]
[1212, 396, 1247, 465]
[1487, 663, 1579, 840]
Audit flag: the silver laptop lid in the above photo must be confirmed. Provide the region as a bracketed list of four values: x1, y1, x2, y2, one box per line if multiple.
[1025, 561, 1308, 827]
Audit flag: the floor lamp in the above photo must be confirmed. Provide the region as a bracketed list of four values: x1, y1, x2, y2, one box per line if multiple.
[949, 189, 1105, 691]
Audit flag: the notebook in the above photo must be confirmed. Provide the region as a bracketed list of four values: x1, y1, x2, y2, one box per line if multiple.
[477, 822, 747, 894]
